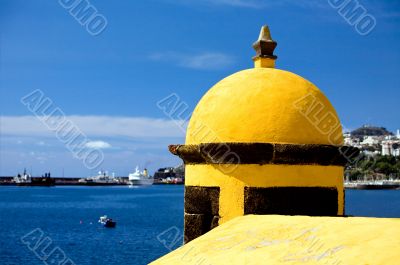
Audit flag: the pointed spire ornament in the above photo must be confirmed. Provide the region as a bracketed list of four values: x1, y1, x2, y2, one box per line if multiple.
[252, 25, 277, 60]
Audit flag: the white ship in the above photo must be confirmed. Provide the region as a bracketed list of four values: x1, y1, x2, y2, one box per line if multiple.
[128, 167, 153, 186]
[13, 169, 32, 184]
[79, 171, 121, 185]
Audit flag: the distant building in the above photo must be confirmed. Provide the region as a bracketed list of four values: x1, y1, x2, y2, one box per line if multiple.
[394, 148, 400, 157]
[344, 135, 360, 147]
[382, 141, 391, 156]
[153, 167, 180, 180]
[344, 127, 399, 157]
[360, 136, 380, 146]
[382, 140, 400, 157]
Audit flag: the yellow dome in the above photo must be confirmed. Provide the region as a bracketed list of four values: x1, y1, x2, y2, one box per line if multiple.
[186, 67, 343, 145]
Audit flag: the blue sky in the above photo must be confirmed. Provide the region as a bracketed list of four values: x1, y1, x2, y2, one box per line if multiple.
[1, 0, 399, 177]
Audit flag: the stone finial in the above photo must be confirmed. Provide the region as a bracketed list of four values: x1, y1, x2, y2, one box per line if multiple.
[252, 25, 277, 60]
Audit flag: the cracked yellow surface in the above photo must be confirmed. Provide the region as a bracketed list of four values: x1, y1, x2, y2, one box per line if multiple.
[151, 215, 400, 265]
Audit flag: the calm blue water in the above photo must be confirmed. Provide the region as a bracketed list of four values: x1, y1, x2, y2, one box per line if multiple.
[0, 186, 399, 265]
[0, 186, 184, 265]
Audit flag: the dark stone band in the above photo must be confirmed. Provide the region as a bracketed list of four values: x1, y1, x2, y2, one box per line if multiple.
[169, 143, 359, 166]
[244, 187, 339, 216]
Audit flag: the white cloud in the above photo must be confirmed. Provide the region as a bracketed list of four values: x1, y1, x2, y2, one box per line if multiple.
[84, 141, 112, 149]
[0, 116, 186, 138]
[149, 52, 235, 70]
[1, 116, 186, 178]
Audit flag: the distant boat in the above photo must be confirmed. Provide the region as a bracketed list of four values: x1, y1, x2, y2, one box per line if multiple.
[98, 215, 116, 228]
[13, 169, 31, 185]
[13, 170, 55, 186]
[128, 167, 153, 186]
[79, 171, 122, 185]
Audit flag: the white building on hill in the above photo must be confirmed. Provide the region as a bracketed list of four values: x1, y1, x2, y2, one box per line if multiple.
[382, 140, 400, 157]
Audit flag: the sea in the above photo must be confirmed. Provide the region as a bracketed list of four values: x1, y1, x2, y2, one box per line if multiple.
[0, 186, 399, 265]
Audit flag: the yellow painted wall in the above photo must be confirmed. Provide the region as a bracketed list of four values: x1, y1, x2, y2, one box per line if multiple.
[186, 164, 344, 223]
[186, 68, 343, 146]
[253, 57, 275, 68]
[151, 215, 400, 265]
[182, 58, 345, 238]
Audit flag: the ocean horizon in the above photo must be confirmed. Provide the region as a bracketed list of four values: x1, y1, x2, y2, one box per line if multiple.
[0, 186, 399, 265]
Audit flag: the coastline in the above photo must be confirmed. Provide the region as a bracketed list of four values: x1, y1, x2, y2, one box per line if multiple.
[0, 177, 184, 186]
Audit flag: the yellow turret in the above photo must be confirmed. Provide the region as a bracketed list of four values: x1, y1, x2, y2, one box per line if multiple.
[169, 25, 358, 243]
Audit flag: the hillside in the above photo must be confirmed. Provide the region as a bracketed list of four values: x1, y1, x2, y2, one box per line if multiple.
[351, 125, 393, 137]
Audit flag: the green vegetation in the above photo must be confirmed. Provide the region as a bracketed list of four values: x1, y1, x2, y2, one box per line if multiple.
[346, 155, 400, 181]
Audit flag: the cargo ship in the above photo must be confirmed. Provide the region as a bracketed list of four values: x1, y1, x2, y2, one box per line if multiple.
[78, 171, 123, 185]
[13, 170, 55, 186]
